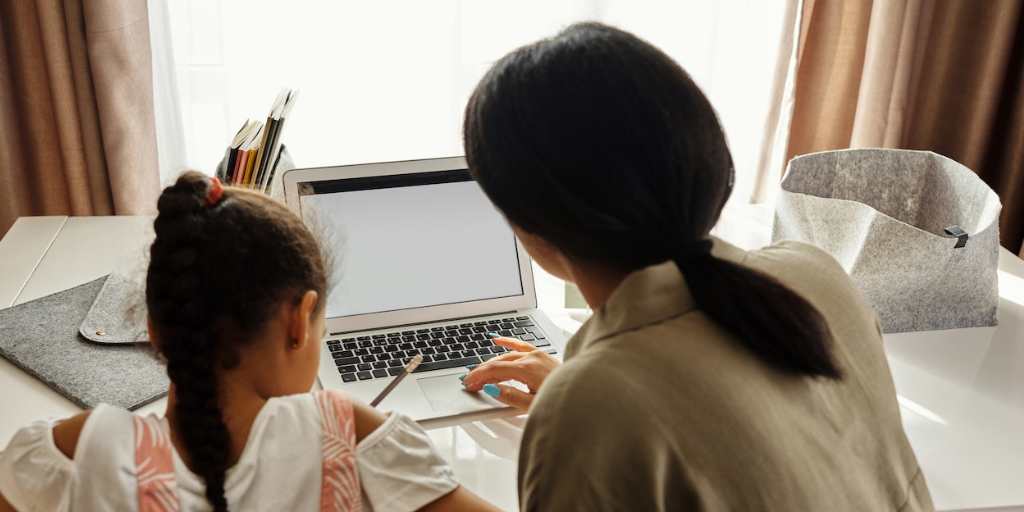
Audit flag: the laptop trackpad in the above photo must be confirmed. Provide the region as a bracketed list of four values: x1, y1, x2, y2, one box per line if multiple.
[417, 374, 499, 414]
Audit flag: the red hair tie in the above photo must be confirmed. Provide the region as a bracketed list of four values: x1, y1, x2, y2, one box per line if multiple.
[206, 177, 224, 206]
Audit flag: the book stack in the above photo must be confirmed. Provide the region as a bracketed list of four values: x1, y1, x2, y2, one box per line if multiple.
[218, 89, 297, 193]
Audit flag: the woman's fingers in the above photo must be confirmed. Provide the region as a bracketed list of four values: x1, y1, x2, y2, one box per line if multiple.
[462, 360, 532, 391]
[492, 336, 537, 352]
[488, 383, 533, 410]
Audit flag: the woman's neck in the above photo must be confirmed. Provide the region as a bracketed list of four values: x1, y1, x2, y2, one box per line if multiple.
[567, 260, 630, 310]
[164, 379, 267, 468]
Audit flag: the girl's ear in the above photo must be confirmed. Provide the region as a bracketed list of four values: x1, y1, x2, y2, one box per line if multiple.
[287, 290, 320, 350]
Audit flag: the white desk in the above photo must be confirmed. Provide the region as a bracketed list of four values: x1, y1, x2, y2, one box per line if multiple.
[2, 212, 1023, 511]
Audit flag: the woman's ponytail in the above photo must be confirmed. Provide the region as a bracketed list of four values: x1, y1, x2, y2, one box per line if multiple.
[675, 242, 842, 379]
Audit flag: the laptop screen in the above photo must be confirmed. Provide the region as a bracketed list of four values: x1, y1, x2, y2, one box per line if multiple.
[297, 169, 524, 319]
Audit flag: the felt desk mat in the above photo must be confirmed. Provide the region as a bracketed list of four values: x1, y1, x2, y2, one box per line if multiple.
[0, 276, 168, 410]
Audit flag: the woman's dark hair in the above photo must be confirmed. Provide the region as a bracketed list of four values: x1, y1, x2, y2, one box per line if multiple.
[464, 22, 841, 380]
[146, 171, 328, 511]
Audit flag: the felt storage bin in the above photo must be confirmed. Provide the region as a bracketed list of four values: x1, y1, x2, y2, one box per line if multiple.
[772, 148, 1001, 333]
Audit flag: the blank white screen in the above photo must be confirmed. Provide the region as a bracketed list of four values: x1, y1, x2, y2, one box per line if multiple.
[300, 174, 523, 318]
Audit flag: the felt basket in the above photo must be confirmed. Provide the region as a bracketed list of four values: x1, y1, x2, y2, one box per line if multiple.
[772, 148, 1001, 333]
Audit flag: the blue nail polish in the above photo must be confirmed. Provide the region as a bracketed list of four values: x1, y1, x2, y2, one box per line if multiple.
[487, 332, 500, 339]
[483, 383, 501, 398]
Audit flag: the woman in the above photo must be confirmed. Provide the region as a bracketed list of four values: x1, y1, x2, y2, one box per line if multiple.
[461, 23, 933, 511]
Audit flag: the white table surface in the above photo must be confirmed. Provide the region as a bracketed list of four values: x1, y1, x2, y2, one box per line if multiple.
[1, 210, 1023, 511]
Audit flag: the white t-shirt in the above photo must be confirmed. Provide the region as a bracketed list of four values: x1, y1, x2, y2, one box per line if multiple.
[0, 392, 457, 511]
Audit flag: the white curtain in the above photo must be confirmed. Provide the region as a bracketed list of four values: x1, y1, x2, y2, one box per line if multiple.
[147, 0, 802, 306]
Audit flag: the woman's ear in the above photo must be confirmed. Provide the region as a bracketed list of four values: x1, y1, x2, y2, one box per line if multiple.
[287, 290, 320, 350]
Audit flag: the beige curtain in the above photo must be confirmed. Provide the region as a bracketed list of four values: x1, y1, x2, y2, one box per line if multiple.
[786, 0, 1024, 255]
[0, 0, 160, 238]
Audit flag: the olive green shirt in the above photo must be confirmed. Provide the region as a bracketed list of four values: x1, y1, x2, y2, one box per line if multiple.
[518, 239, 933, 511]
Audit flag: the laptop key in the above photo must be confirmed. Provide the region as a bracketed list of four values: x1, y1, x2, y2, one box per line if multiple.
[341, 373, 357, 382]
[512, 328, 527, 335]
[387, 332, 401, 338]
[431, 327, 445, 331]
[414, 356, 481, 373]
[387, 367, 403, 376]
[532, 338, 551, 347]
[422, 347, 436, 355]
[421, 355, 434, 363]
[357, 363, 372, 371]
[372, 334, 385, 339]
[474, 347, 491, 356]
[416, 328, 430, 333]
[357, 336, 371, 341]
[355, 348, 369, 356]
[480, 353, 497, 362]
[516, 316, 529, 320]
[327, 339, 341, 346]
[356, 371, 373, 381]
[335, 357, 360, 366]
[461, 350, 475, 358]
[401, 330, 415, 335]
[361, 355, 376, 363]
[370, 346, 384, 354]
[498, 329, 512, 336]
[399, 343, 413, 350]
[331, 349, 354, 358]
[388, 359, 403, 367]
[373, 361, 387, 369]
[402, 335, 416, 342]
[414, 341, 428, 348]
[337, 365, 356, 373]
[372, 369, 388, 378]
[500, 323, 514, 330]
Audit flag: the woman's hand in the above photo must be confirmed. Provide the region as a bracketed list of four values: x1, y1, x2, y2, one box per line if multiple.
[461, 337, 560, 410]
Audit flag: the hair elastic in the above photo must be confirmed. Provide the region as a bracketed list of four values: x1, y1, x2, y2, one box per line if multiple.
[206, 177, 224, 206]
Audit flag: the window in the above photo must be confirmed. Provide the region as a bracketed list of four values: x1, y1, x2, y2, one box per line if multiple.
[153, 1, 796, 310]
[157, 0, 794, 206]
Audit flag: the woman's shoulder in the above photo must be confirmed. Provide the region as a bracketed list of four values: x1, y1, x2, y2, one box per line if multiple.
[745, 240, 867, 308]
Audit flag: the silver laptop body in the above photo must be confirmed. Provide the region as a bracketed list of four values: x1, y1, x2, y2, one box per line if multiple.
[283, 157, 567, 428]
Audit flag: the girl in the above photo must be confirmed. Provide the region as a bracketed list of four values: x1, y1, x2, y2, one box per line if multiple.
[460, 23, 934, 511]
[0, 172, 498, 511]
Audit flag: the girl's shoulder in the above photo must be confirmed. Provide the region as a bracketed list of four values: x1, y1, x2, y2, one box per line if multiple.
[0, 404, 138, 510]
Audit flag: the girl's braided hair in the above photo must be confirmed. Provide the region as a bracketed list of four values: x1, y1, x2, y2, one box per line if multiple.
[146, 171, 327, 511]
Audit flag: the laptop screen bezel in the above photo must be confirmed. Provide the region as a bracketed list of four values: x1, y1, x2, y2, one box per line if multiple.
[282, 156, 538, 334]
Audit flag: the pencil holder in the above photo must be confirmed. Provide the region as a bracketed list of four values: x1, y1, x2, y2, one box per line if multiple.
[772, 148, 1001, 333]
[214, 145, 295, 200]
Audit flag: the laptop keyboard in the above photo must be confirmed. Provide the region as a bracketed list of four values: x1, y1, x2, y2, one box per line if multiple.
[326, 315, 556, 382]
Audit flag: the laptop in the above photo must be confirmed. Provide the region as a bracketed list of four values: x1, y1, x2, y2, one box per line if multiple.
[283, 156, 568, 428]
